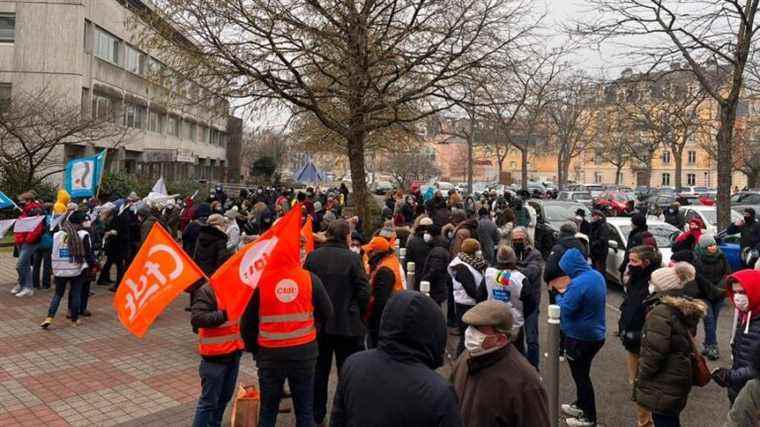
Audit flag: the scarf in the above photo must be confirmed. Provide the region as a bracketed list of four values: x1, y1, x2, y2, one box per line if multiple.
[459, 252, 488, 273]
[696, 245, 721, 262]
[62, 221, 86, 264]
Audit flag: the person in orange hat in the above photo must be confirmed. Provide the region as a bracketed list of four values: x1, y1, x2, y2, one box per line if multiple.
[363, 235, 405, 348]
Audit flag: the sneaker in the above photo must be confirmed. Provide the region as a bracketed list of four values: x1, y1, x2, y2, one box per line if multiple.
[16, 289, 34, 297]
[565, 415, 596, 427]
[40, 317, 53, 329]
[561, 403, 584, 418]
[72, 319, 81, 326]
[10, 285, 20, 294]
[706, 346, 720, 361]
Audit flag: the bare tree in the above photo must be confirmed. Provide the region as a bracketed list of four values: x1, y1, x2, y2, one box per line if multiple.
[0, 86, 129, 193]
[547, 72, 599, 190]
[596, 110, 633, 185]
[381, 149, 441, 190]
[143, 0, 535, 229]
[576, 0, 760, 228]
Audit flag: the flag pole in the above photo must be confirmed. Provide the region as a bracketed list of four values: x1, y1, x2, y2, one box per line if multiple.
[95, 149, 108, 200]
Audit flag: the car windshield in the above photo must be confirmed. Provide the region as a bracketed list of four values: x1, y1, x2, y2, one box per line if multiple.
[612, 193, 633, 201]
[543, 204, 589, 221]
[692, 209, 742, 226]
[618, 223, 679, 248]
[572, 192, 592, 200]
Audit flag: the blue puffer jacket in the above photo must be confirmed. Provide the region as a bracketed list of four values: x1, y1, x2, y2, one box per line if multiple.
[726, 270, 760, 400]
[557, 248, 606, 342]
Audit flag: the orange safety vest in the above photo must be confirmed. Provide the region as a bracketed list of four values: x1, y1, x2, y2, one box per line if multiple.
[258, 268, 316, 349]
[370, 254, 405, 293]
[198, 321, 245, 357]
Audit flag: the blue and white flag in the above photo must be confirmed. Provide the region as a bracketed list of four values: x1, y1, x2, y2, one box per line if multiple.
[0, 190, 16, 209]
[64, 150, 106, 198]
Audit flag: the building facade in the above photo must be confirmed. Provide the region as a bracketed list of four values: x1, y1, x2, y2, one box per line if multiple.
[0, 0, 241, 184]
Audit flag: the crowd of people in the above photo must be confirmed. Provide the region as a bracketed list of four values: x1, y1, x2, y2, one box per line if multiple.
[8, 183, 760, 426]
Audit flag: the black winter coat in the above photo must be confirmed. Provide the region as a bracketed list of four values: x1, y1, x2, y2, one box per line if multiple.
[727, 217, 760, 252]
[330, 291, 463, 427]
[516, 246, 543, 315]
[727, 313, 760, 400]
[193, 225, 230, 276]
[190, 284, 240, 363]
[406, 234, 432, 290]
[304, 242, 370, 337]
[618, 264, 657, 354]
[420, 246, 452, 305]
[544, 237, 587, 284]
[589, 219, 609, 261]
[695, 251, 731, 302]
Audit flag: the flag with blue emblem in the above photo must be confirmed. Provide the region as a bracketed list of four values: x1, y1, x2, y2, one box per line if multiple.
[64, 150, 106, 198]
[0, 190, 16, 209]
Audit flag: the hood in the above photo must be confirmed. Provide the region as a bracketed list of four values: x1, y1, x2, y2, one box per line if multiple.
[727, 270, 760, 315]
[194, 203, 211, 220]
[660, 295, 707, 325]
[198, 224, 228, 243]
[559, 248, 591, 278]
[377, 291, 447, 369]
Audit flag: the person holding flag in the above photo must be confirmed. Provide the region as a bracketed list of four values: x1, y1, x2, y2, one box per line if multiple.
[13, 191, 45, 297]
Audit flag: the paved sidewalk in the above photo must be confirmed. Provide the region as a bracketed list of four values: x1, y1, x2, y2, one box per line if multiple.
[0, 252, 271, 427]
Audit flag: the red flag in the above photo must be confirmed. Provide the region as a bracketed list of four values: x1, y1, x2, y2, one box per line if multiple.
[114, 223, 206, 337]
[210, 204, 302, 321]
[302, 216, 315, 256]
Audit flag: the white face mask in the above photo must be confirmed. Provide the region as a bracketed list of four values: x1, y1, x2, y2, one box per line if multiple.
[575, 215, 583, 222]
[648, 284, 656, 294]
[447, 231, 454, 239]
[464, 326, 502, 356]
[350, 246, 361, 254]
[734, 293, 750, 312]
[423, 232, 432, 243]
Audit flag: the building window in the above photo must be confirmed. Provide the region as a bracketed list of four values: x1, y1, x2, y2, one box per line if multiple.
[92, 95, 113, 121]
[95, 27, 120, 65]
[189, 122, 196, 141]
[167, 115, 179, 136]
[661, 150, 671, 164]
[594, 172, 603, 184]
[687, 173, 696, 186]
[662, 173, 671, 186]
[124, 103, 145, 129]
[125, 46, 145, 75]
[688, 150, 697, 164]
[148, 111, 163, 133]
[202, 126, 210, 144]
[0, 14, 16, 43]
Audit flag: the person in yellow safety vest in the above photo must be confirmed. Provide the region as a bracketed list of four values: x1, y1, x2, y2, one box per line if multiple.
[191, 283, 244, 427]
[363, 236, 405, 349]
[240, 267, 334, 427]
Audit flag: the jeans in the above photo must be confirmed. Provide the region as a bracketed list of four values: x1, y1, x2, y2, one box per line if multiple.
[72, 280, 91, 315]
[652, 412, 680, 427]
[32, 246, 52, 289]
[48, 275, 83, 321]
[314, 334, 364, 424]
[192, 355, 241, 427]
[523, 309, 540, 369]
[16, 243, 37, 290]
[259, 363, 315, 427]
[565, 337, 605, 422]
[702, 299, 723, 347]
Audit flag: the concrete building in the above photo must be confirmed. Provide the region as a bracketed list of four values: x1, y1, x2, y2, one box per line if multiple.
[0, 0, 241, 184]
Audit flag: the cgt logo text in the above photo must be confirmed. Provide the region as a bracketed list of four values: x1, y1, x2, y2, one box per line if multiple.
[239, 237, 279, 287]
[275, 279, 299, 303]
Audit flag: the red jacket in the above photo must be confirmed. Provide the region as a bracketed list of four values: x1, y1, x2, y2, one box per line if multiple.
[14, 201, 45, 245]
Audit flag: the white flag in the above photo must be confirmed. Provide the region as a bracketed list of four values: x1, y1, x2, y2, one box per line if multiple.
[0, 219, 15, 239]
[13, 215, 44, 233]
[152, 177, 168, 195]
[49, 214, 65, 231]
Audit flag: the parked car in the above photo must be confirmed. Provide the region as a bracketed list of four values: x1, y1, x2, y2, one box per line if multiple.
[594, 191, 636, 216]
[557, 191, 594, 207]
[716, 232, 743, 271]
[528, 199, 591, 258]
[677, 205, 743, 235]
[731, 191, 760, 213]
[372, 180, 395, 195]
[604, 218, 679, 285]
[681, 186, 711, 195]
[583, 184, 606, 197]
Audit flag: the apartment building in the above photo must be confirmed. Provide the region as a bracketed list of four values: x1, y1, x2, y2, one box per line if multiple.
[0, 0, 242, 183]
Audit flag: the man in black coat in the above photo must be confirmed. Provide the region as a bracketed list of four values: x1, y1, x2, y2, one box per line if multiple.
[512, 227, 543, 370]
[303, 220, 370, 426]
[405, 217, 435, 290]
[727, 208, 760, 266]
[330, 291, 463, 427]
[588, 210, 610, 274]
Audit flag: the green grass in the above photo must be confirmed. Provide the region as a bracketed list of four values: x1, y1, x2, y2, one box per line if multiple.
[0, 234, 13, 253]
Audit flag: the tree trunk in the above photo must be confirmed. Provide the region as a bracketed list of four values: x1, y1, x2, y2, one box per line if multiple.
[673, 147, 684, 192]
[556, 154, 564, 190]
[521, 145, 528, 191]
[716, 102, 737, 230]
[346, 131, 373, 235]
[615, 164, 623, 185]
[467, 139, 474, 195]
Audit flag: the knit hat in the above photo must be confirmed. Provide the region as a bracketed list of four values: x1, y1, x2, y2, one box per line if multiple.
[207, 214, 226, 228]
[650, 262, 696, 293]
[194, 203, 211, 220]
[496, 246, 517, 265]
[698, 234, 717, 249]
[461, 238, 481, 255]
[419, 217, 434, 226]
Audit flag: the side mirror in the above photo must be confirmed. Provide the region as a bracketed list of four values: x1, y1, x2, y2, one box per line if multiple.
[609, 240, 619, 251]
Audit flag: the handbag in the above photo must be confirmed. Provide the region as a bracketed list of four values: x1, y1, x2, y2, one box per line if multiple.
[231, 384, 260, 427]
[689, 336, 711, 387]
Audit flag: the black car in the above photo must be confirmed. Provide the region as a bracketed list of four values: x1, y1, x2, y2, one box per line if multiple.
[528, 199, 591, 258]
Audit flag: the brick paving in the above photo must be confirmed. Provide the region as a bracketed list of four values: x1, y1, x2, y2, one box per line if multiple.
[0, 252, 311, 426]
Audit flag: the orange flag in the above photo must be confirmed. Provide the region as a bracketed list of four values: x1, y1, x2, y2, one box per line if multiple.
[302, 216, 315, 256]
[114, 222, 206, 337]
[210, 204, 303, 321]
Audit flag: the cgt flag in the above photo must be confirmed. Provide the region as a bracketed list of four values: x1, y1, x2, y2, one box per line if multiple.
[64, 150, 106, 198]
[209, 204, 303, 322]
[114, 222, 206, 337]
[302, 216, 315, 256]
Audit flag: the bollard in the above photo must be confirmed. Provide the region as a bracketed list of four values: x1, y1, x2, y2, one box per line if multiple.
[399, 247, 406, 265]
[420, 280, 430, 297]
[406, 261, 415, 290]
[547, 304, 561, 427]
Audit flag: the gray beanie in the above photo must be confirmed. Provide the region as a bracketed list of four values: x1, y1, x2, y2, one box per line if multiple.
[650, 262, 696, 293]
[559, 222, 577, 239]
[698, 234, 717, 249]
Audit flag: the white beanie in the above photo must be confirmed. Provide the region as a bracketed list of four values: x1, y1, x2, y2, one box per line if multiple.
[650, 262, 696, 293]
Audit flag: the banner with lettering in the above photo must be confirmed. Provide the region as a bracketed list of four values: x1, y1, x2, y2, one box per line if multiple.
[114, 222, 205, 337]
